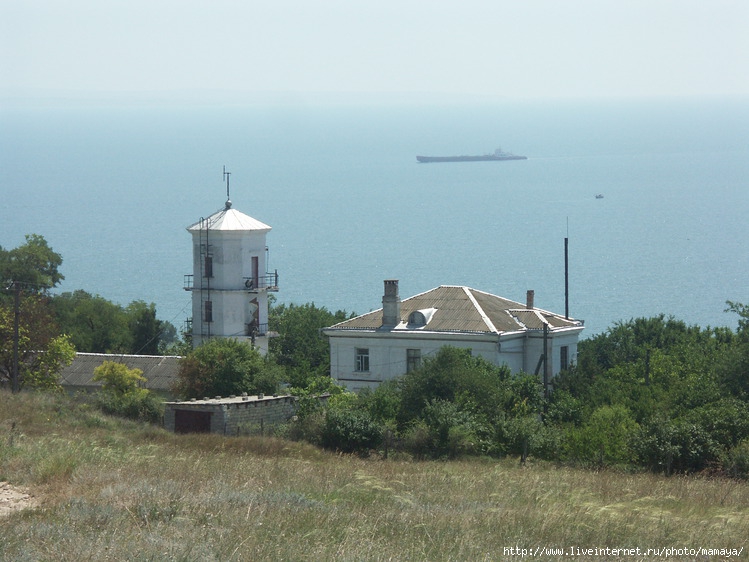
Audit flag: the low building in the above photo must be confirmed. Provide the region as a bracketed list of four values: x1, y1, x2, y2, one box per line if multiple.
[323, 280, 584, 392]
[164, 394, 305, 435]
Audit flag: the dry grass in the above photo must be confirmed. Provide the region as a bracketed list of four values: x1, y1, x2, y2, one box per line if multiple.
[1, 390, 748, 561]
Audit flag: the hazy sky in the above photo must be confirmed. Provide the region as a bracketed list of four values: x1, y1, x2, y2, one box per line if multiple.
[2, 0, 747, 101]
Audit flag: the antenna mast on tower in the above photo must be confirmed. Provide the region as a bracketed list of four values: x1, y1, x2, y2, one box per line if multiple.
[223, 165, 232, 208]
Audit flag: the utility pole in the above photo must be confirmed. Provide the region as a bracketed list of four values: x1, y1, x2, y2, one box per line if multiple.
[11, 281, 20, 393]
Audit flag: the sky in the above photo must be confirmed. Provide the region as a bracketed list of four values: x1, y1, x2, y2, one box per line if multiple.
[1, 0, 748, 103]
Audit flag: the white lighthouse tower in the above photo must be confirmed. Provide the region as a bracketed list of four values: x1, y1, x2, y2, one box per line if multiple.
[185, 169, 278, 354]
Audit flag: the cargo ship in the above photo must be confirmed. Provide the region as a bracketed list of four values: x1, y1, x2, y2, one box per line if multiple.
[416, 148, 527, 163]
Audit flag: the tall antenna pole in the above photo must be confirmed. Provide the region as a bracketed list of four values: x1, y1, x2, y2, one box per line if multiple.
[223, 165, 232, 208]
[564, 218, 569, 320]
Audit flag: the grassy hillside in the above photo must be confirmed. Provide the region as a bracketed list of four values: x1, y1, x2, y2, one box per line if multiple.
[1, 390, 748, 561]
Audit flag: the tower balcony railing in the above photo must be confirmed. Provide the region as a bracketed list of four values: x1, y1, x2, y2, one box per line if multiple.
[184, 270, 279, 292]
[184, 318, 271, 338]
[243, 270, 279, 292]
[246, 322, 270, 337]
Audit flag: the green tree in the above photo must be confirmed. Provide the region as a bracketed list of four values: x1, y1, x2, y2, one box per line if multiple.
[718, 301, 749, 398]
[93, 360, 147, 395]
[0, 234, 64, 293]
[23, 334, 76, 392]
[268, 302, 352, 386]
[51, 290, 131, 353]
[51, 291, 178, 354]
[173, 338, 283, 399]
[397, 346, 513, 426]
[0, 235, 68, 391]
[125, 300, 176, 355]
[0, 293, 67, 390]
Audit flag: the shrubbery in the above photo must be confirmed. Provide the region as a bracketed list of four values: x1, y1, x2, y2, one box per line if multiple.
[90, 361, 163, 423]
[93, 389, 163, 424]
[282, 305, 749, 477]
[319, 408, 383, 454]
[284, 347, 549, 460]
[173, 338, 284, 399]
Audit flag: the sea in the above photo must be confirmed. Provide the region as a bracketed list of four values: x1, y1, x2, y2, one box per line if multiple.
[1, 97, 748, 338]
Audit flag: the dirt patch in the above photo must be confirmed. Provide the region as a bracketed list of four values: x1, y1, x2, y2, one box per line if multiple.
[0, 481, 37, 516]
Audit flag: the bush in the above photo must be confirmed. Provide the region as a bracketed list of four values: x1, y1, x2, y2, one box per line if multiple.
[94, 390, 163, 424]
[319, 408, 383, 455]
[495, 414, 545, 461]
[401, 421, 433, 460]
[633, 415, 722, 474]
[277, 409, 326, 445]
[359, 380, 401, 426]
[91, 361, 163, 423]
[724, 440, 749, 478]
[562, 405, 639, 467]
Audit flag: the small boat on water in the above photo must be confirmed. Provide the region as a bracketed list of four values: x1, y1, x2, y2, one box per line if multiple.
[595, 194, 604, 199]
[416, 148, 527, 163]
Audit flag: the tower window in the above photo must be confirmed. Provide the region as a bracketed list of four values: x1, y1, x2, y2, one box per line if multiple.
[355, 348, 369, 372]
[204, 255, 213, 278]
[204, 300, 213, 323]
[560, 346, 569, 370]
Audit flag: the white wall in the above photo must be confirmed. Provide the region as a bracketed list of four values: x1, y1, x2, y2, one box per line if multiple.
[190, 229, 270, 351]
[328, 328, 582, 392]
[328, 332, 500, 391]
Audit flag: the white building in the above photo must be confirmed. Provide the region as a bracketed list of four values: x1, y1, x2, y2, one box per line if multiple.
[323, 280, 584, 392]
[185, 198, 278, 354]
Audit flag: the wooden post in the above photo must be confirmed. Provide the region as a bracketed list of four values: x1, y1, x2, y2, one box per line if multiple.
[12, 281, 20, 394]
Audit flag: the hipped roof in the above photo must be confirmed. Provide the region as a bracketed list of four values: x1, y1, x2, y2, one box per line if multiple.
[327, 285, 582, 334]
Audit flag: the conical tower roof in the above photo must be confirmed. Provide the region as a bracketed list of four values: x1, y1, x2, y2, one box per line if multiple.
[186, 202, 271, 233]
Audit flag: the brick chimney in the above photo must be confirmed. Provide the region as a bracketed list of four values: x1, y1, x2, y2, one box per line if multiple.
[526, 290, 535, 310]
[382, 280, 401, 327]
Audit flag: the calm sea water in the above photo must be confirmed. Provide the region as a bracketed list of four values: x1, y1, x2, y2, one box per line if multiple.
[1, 98, 748, 337]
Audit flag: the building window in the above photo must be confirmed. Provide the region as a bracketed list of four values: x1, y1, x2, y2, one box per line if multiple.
[560, 346, 569, 370]
[204, 300, 213, 323]
[204, 255, 213, 278]
[355, 348, 369, 372]
[407, 349, 421, 372]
